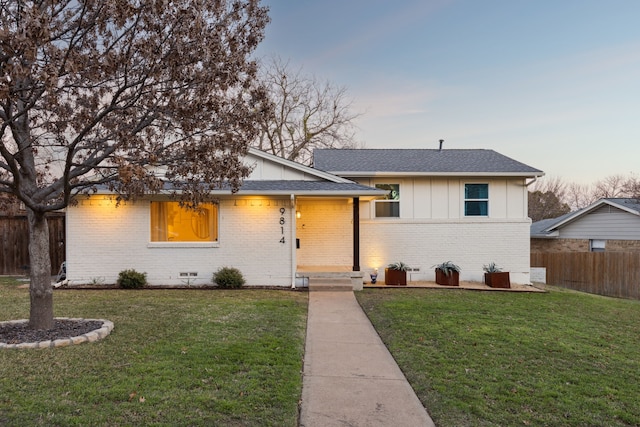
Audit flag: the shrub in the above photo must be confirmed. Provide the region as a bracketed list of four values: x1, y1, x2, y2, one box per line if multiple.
[213, 267, 245, 289]
[117, 269, 147, 289]
[387, 261, 410, 271]
[433, 261, 461, 276]
[483, 262, 502, 273]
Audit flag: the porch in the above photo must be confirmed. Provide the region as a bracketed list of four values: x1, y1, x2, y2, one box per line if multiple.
[296, 266, 544, 293]
[364, 280, 545, 292]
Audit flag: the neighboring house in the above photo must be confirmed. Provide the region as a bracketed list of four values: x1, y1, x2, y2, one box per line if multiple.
[531, 198, 640, 253]
[65, 147, 543, 287]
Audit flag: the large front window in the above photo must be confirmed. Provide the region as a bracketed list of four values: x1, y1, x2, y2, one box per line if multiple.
[375, 184, 400, 217]
[150, 202, 218, 242]
[465, 184, 488, 216]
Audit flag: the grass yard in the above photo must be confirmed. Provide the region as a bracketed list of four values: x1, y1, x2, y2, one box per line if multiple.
[0, 277, 307, 426]
[356, 287, 640, 427]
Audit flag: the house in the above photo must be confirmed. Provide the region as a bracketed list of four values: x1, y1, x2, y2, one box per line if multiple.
[314, 149, 543, 285]
[531, 198, 640, 253]
[65, 147, 543, 287]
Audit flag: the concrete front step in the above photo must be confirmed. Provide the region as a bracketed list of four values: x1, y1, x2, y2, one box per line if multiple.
[308, 279, 353, 292]
[298, 270, 364, 291]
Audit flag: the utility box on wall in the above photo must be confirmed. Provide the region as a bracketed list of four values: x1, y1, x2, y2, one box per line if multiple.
[530, 267, 546, 284]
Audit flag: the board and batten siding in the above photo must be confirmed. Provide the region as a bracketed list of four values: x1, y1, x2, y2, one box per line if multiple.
[245, 152, 321, 181]
[558, 205, 640, 240]
[353, 177, 528, 220]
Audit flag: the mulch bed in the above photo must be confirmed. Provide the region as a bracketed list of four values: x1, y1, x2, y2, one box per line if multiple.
[0, 319, 103, 344]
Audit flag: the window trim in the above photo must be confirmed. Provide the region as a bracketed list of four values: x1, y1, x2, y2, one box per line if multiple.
[464, 183, 489, 217]
[374, 183, 400, 218]
[149, 201, 219, 243]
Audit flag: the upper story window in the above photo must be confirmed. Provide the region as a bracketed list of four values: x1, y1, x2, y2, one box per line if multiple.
[464, 184, 488, 216]
[375, 184, 400, 217]
[150, 201, 218, 242]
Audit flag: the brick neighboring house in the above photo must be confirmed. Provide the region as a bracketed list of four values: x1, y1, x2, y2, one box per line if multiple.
[65, 147, 543, 287]
[531, 198, 640, 253]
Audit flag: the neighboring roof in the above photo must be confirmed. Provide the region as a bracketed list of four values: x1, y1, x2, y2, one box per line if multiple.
[530, 198, 640, 238]
[530, 211, 575, 238]
[313, 149, 544, 177]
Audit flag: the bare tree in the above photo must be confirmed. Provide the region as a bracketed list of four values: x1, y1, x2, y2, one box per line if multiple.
[530, 174, 640, 216]
[565, 182, 597, 210]
[592, 174, 629, 199]
[622, 174, 640, 199]
[528, 176, 571, 221]
[254, 56, 361, 165]
[0, 0, 270, 329]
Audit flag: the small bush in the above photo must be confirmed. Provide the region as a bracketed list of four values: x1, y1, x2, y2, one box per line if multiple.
[213, 267, 245, 289]
[117, 269, 147, 289]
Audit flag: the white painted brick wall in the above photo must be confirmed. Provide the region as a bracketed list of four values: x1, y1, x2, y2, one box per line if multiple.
[66, 196, 294, 287]
[295, 199, 352, 266]
[360, 219, 531, 284]
[67, 196, 532, 287]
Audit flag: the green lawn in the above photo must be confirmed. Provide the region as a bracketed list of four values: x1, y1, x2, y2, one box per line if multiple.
[356, 287, 640, 427]
[0, 277, 307, 426]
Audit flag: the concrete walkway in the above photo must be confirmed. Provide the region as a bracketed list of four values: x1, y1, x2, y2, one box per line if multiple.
[299, 291, 436, 427]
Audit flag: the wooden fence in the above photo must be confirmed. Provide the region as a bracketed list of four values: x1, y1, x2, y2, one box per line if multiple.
[531, 252, 640, 300]
[0, 213, 65, 276]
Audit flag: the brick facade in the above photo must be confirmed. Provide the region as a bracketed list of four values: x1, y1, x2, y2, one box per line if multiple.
[531, 238, 640, 253]
[67, 196, 295, 287]
[362, 219, 532, 284]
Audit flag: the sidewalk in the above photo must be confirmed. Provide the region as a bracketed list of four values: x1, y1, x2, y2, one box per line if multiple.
[299, 291, 436, 427]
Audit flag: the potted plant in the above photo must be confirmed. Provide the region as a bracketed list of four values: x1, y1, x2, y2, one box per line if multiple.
[433, 261, 461, 286]
[385, 262, 409, 286]
[483, 262, 511, 288]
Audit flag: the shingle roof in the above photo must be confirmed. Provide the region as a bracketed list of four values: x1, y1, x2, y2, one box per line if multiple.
[313, 149, 543, 176]
[603, 198, 640, 213]
[236, 180, 385, 195]
[530, 211, 575, 237]
[152, 180, 385, 196]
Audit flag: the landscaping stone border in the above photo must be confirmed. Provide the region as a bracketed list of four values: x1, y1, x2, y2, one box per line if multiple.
[0, 317, 114, 349]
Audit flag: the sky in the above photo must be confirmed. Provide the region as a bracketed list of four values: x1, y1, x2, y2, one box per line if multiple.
[254, 0, 640, 185]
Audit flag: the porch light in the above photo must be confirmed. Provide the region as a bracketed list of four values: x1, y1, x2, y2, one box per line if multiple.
[370, 268, 378, 284]
[296, 211, 301, 219]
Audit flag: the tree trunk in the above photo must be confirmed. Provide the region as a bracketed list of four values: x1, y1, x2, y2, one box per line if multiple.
[27, 209, 54, 330]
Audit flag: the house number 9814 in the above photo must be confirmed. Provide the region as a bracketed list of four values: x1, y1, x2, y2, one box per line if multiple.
[279, 207, 286, 244]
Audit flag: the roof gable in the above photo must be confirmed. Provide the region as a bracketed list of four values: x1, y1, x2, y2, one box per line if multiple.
[532, 198, 640, 237]
[247, 148, 351, 183]
[313, 149, 544, 177]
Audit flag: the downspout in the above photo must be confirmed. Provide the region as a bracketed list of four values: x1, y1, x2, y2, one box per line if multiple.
[290, 194, 297, 288]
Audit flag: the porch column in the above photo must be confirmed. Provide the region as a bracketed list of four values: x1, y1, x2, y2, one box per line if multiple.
[352, 197, 360, 271]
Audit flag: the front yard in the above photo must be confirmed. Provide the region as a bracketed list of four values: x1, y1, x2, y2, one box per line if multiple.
[356, 287, 640, 426]
[4, 277, 640, 426]
[0, 278, 307, 426]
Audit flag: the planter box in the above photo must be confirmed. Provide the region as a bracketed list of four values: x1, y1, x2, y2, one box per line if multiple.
[484, 272, 511, 288]
[435, 269, 459, 286]
[385, 268, 407, 286]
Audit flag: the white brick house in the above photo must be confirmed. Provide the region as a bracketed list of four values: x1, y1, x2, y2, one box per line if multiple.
[65, 147, 543, 287]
